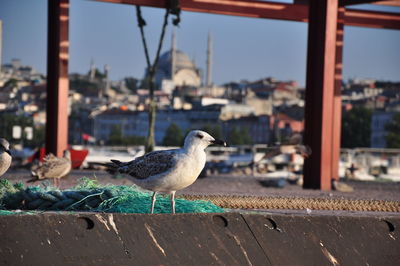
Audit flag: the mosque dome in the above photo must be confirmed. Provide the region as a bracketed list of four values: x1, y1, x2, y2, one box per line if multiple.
[158, 50, 197, 74]
[154, 49, 201, 89]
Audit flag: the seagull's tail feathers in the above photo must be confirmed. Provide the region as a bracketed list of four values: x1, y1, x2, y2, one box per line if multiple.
[110, 159, 123, 166]
[26, 176, 38, 183]
[102, 160, 124, 175]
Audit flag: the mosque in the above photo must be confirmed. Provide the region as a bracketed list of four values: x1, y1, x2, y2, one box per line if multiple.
[152, 30, 213, 92]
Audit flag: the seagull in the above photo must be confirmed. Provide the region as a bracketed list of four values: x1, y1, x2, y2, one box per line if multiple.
[28, 150, 72, 187]
[0, 138, 12, 177]
[107, 130, 227, 214]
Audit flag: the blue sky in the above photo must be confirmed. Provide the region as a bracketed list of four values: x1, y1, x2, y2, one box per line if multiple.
[0, 0, 399, 86]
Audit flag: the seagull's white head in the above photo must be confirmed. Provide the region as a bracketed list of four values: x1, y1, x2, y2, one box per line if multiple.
[184, 130, 227, 150]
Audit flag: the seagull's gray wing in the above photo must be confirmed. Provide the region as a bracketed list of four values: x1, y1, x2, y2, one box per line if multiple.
[116, 149, 178, 179]
[43, 153, 57, 162]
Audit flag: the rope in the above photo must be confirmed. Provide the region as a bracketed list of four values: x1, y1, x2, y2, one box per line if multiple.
[1, 180, 398, 213]
[2, 187, 114, 211]
[179, 194, 400, 213]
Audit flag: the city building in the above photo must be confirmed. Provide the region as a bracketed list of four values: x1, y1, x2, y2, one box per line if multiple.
[371, 111, 397, 148]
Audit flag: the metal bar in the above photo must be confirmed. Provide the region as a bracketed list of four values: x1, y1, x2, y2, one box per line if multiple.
[344, 8, 400, 29]
[46, 0, 69, 157]
[92, 0, 400, 29]
[331, 7, 345, 181]
[94, 0, 308, 21]
[303, 0, 339, 190]
[371, 0, 400, 6]
[339, 0, 388, 6]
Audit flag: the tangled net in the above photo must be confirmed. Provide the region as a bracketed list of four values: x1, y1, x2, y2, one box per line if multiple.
[1, 179, 398, 215]
[0, 179, 224, 215]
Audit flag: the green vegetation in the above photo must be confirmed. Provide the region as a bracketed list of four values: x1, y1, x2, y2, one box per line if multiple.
[124, 77, 139, 92]
[385, 113, 400, 148]
[108, 125, 146, 146]
[228, 126, 252, 145]
[70, 78, 101, 97]
[3, 78, 18, 88]
[341, 106, 372, 148]
[201, 124, 223, 140]
[162, 123, 184, 146]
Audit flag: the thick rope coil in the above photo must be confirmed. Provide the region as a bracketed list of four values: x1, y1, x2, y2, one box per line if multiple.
[2, 188, 115, 211]
[180, 194, 400, 213]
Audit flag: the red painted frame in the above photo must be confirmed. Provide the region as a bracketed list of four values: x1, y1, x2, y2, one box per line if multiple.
[47, 0, 399, 188]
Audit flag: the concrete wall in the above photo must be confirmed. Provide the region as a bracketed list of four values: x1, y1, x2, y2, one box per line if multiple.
[1, 212, 399, 265]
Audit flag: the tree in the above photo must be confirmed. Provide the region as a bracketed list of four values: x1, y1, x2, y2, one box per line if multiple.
[341, 106, 372, 148]
[4, 78, 18, 88]
[124, 77, 139, 92]
[108, 125, 146, 146]
[108, 125, 124, 145]
[385, 113, 400, 148]
[201, 124, 222, 140]
[228, 126, 252, 145]
[163, 123, 183, 146]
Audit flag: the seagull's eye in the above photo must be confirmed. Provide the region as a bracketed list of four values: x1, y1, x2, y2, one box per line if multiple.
[196, 133, 204, 139]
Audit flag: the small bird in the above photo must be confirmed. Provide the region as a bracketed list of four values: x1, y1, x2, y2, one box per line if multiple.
[260, 133, 311, 161]
[29, 150, 72, 187]
[107, 130, 227, 214]
[0, 138, 12, 177]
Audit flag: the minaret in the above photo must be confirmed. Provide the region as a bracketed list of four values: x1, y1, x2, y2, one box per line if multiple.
[89, 59, 95, 81]
[104, 64, 110, 95]
[206, 32, 213, 87]
[171, 27, 177, 81]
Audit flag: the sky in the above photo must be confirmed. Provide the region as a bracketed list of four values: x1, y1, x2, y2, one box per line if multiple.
[0, 0, 399, 87]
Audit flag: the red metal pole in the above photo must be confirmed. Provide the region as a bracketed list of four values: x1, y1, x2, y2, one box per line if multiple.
[331, 7, 345, 181]
[46, 0, 69, 157]
[303, 0, 339, 190]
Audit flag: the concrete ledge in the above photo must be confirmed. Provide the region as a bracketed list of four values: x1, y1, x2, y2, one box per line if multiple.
[1, 212, 399, 265]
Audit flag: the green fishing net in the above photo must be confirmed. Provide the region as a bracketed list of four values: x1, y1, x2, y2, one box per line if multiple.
[0, 178, 224, 214]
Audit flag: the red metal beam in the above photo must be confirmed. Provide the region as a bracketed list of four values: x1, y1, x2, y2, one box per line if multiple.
[344, 8, 400, 29]
[93, 0, 400, 29]
[372, 1, 400, 6]
[339, 0, 388, 5]
[331, 7, 345, 181]
[303, 0, 339, 190]
[46, 0, 69, 157]
[95, 0, 308, 21]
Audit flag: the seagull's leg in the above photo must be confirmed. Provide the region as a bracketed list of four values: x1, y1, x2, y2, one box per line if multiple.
[170, 191, 176, 214]
[53, 178, 57, 187]
[150, 192, 157, 214]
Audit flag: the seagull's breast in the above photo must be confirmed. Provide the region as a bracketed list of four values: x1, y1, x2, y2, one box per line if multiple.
[0, 153, 12, 176]
[141, 150, 206, 192]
